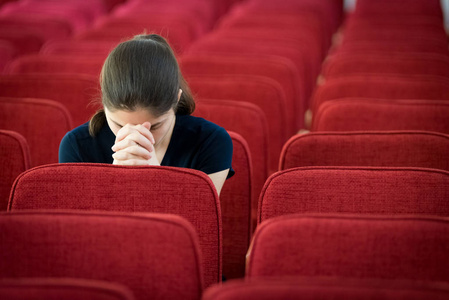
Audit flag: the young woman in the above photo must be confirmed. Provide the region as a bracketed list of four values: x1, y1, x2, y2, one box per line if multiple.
[59, 34, 234, 195]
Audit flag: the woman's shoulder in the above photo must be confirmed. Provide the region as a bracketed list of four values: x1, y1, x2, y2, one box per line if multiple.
[64, 122, 91, 139]
[173, 114, 232, 152]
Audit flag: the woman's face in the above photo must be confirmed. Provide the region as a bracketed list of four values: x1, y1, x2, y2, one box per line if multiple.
[105, 106, 176, 145]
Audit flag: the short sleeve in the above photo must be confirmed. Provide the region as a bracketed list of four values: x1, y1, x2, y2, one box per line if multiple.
[59, 131, 83, 163]
[196, 126, 235, 179]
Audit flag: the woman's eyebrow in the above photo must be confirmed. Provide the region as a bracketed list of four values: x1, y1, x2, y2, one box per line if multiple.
[151, 121, 162, 128]
[110, 119, 123, 128]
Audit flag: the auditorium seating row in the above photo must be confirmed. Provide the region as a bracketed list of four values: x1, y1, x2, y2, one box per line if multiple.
[2, 0, 449, 299]
[1, 164, 449, 299]
[309, 0, 449, 129]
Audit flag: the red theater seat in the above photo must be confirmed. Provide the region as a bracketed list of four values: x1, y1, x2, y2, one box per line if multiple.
[0, 15, 72, 42]
[333, 39, 449, 55]
[322, 53, 449, 79]
[0, 29, 44, 56]
[0, 74, 100, 127]
[0, 98, 72, 167]
[311, 75, 449, 114]
[180, 54, 302, 133]
[258, 167, 449, 223]
[76, 16, 199, 54]
[280, 131, 449, 171]
[6, 54, 104, 76]
[221, 132, 252, 279]
[0, 211, 203, 300]
[0, 130, 30, 211]
[188, 75, 288, 173]
[194, 100, 269, 229]
[186, 36, 308, 119]
[112, 1, 215, 32]
[312, 99, 449, 133]
[203, 277, 449, 300]
[0, 40, 15, 72]
[8, 164, 221, 288]
[355, 0, 443, 19]
[0, 2, 95, 33]
[41, 40, 116, 58]
[248, 214, 449, 281]
[0, 278, 135, 300]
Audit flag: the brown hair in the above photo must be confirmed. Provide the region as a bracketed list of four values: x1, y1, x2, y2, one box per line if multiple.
[89, 34, 195, 136]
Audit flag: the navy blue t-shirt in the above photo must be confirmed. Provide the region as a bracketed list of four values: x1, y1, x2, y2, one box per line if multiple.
[59, 115, 234, 178]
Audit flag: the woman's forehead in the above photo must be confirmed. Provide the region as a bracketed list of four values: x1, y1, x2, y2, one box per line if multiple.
[105, 107, 172, 125]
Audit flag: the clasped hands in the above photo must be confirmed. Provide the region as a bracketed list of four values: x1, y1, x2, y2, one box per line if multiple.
[111, 122, 160, 166]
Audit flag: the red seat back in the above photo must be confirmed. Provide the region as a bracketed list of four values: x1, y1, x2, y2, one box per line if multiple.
[220, 132, 252, 279]
[0, 130, 30, 210]
[8, 164, 220, 288]
[259, 167, 449, 223]
[312, 99, 449, 133]
[194, 100, 268, 229]
[0, 97, 72, 167]
[248, 214, 449, 281]
[0, 211, 203, 300]
[0, 74, 99, 127]
[311, 75, 449, 114]
[280, 131, 449, 171]
[203, 277, 449, 300]
[188, 75, 288, 173]
[6, 54, 104, 77]
[0, 278, 135, 300]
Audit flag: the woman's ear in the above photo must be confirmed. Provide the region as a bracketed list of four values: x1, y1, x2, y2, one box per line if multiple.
[177, 89, 183, 102]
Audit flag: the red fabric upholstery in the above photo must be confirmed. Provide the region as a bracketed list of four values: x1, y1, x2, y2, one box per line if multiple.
[41, 40, 116, 58]
[342, 29, 445, 46]
[0, 97, 72, 167]
[0, 29, 44, 56]
[322, 53, 449, 79]
[203, 277, 449, 300]
[311, 75, 449, 114]
[312, 99, 449, 133]
[8, 164, 221, 288]
[333, 39, 449, 56]
[0, 74, 99, 127]
[0, 2, 94, 33]
[221, 132, 252, 279]
[355, 0, 443, 19]
[280, 131, 449, 171]
[0, 278, 135, 300]
[6, 54, 104, 76]
[0, 40, 15, 73]
[186, 36, 308, 118]
[0, 130, 30, 210]
[188, 75, 288, 173]
[194, 100, 268, 230]
[76, 16, 199, 54]
[0, 15, 72, 42]
[22, 0, 108, 17]
[0, 211, 203, 300]
[213, 27, 322, 84]
[248, 214, 449, 281]
[180, 54, 302, 133]
[244, 0, 342, 35]
[112, 1, 215, 32]
[258, 167, 449, 223]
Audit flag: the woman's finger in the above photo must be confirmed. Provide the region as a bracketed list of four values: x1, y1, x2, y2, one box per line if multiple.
[113, 131, 154, 153]
[113, 157, 149, 166]
[115, 123, 155, 144]
[112, 145, 152, 161]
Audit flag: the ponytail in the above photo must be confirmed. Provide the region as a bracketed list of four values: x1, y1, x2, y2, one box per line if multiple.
[88, 109, 106, 137]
